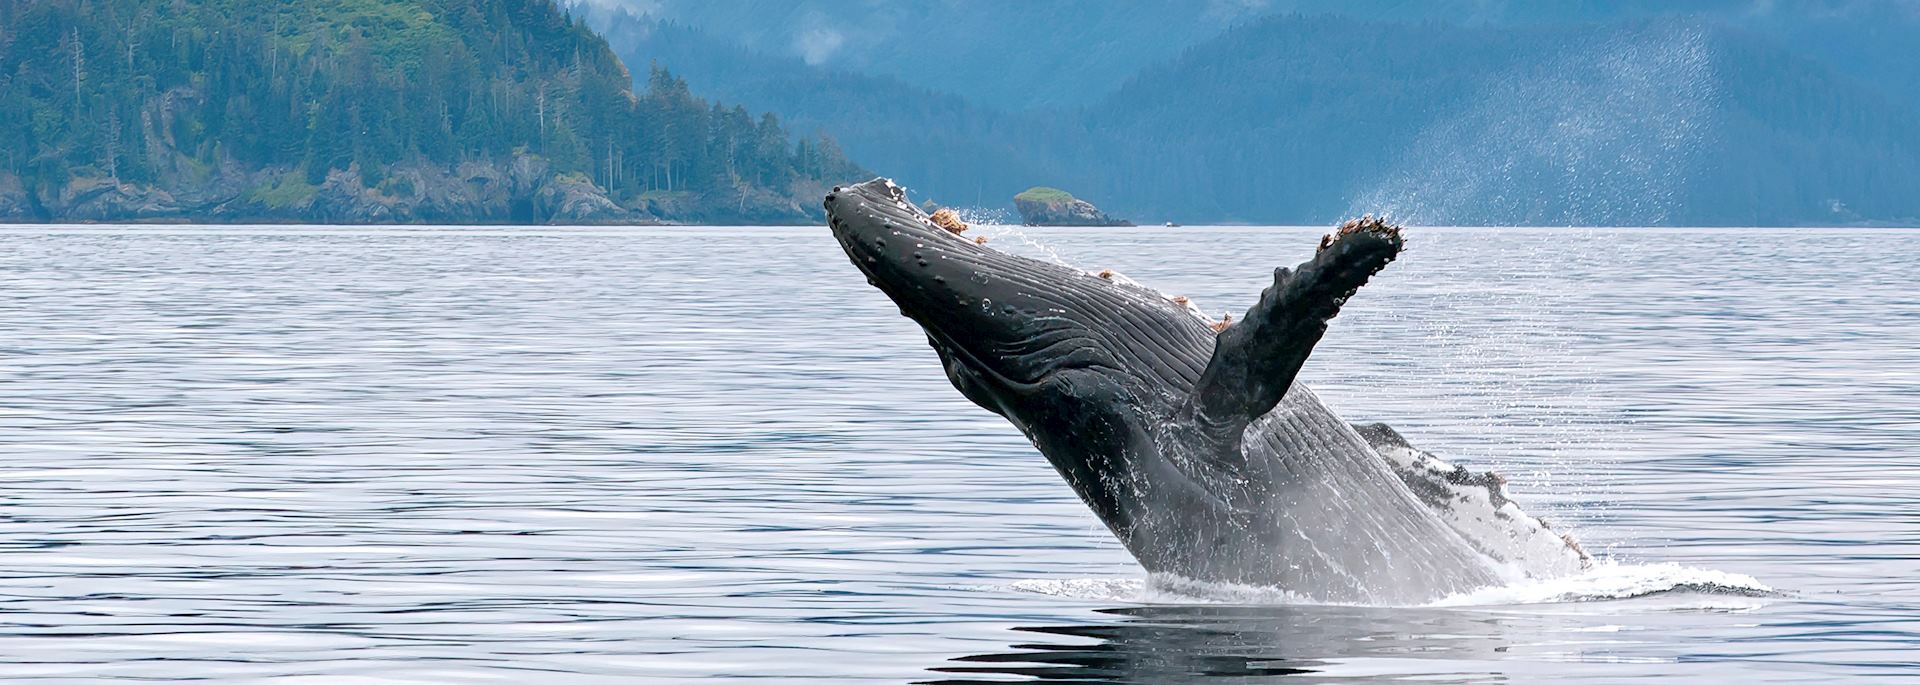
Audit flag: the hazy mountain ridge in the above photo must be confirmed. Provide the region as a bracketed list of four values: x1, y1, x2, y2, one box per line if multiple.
[576, 0, 1265, 111]
[590, 4, 1920, 226]
[1081, 16, 1920, 226]
[590, 0, 1920, 116]
[576, 10, 1078, 211]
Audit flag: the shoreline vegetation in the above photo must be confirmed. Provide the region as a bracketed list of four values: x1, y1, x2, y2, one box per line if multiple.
[0, 0, 866, 225]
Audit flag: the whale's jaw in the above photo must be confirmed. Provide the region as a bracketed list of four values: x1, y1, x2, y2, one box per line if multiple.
[825, 179, 1212, 405]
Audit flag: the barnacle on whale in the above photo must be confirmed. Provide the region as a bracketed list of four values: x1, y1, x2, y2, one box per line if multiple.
[929, 208, 969, 235]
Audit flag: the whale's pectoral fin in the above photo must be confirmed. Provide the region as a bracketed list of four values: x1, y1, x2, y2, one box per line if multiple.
[1184, 218, 1404, 445]
[1353, 422, 1594, 574]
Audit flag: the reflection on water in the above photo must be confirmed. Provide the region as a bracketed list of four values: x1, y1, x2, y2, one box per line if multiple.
[929, 604, 1526, 684]
[0, 225, 1915, 683]
[926, 595, 1790, 684]
[926, 606, 1335, 683]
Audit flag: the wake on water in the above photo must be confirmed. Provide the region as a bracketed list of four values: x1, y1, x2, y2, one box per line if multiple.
[992, 562, 1775, 608]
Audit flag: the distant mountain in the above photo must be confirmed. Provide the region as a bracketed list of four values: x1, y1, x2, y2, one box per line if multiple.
[1261, 0, 1920, 115]
[1078, 15, 1920, 226]
[580, 11, 1073, 210]
[577, 0, 1266, 111]
[0, 0, 865, 224]
[588, 4, 1920, 226]
[582, 0, 1920, 114]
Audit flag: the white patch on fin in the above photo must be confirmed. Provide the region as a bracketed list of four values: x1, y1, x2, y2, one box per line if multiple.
[1356, 424, 1590, 580]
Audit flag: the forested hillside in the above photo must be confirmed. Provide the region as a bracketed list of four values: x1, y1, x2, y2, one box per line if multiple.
[0, 0, 864, 223]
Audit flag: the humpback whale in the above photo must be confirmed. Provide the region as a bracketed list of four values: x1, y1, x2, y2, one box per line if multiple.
[825, 178, 1588, 604]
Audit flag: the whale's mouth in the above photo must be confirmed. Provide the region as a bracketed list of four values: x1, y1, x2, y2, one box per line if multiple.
[825, 178, 1224, 393]
[823, 179, 990, 292]
[824, 179, 973, 251]
[825, 179, 1132, 390]
[827, 181, 1230, 332]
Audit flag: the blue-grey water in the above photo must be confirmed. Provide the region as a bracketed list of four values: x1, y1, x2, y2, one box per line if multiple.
[0, 225, 1915, 683]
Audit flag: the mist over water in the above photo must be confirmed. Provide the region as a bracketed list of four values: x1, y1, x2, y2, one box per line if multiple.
[0, 225, 1915, 682]
[1353, 26, 1716, 226]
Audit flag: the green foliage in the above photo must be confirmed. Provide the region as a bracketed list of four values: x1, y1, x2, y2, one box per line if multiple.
[0, 0, 864, 220]
[1014, 187, 1075, 205]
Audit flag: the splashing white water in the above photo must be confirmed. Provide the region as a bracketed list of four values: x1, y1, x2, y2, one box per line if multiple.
[993, 561, 1772, 608]
[1430, 562, 1773, 606]
[975, 223, 1079, 268]
[951, 206, 1012, 226]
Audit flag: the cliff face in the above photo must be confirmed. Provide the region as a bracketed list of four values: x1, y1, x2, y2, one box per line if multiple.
[1012, 187, 1133, 226]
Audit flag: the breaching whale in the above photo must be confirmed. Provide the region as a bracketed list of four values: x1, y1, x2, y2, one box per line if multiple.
[825, 178, 1588, 604]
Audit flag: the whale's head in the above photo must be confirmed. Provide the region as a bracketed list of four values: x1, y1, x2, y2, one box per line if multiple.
[824, 179, 1214, 427]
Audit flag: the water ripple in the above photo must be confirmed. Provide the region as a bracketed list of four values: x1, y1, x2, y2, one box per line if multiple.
[0, 225, 1914, 682]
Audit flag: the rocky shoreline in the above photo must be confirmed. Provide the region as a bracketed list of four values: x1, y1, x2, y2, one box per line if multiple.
[0, 156, 832, 226]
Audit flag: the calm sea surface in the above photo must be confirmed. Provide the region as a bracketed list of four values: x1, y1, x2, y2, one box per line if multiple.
[0, 225, 1915, 683]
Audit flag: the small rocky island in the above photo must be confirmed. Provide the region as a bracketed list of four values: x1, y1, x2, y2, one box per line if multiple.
[1012, 187, 1133, 226]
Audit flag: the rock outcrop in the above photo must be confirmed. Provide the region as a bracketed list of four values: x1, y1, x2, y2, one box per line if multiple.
[1013, 186, 1132, 227]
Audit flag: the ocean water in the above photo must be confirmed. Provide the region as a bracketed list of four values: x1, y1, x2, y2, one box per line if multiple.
[0, 224, 1914, 683]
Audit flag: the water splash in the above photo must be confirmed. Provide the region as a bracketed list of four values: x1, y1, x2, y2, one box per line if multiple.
[992, 561, 1774, 608]
[951, 206, 1012, 226]
[1430, 562, 1776, 606]
[1348, 228, 1629, 534]
[1351, 24, 1717, 227]
[976, 223, 1079, 268]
